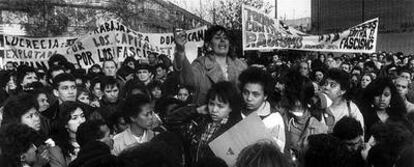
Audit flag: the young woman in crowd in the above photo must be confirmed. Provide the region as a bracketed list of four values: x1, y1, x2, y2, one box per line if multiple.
[2, 93, 50, 137]
[176, 85, 192, 104]
[0, 123, 50, 167]
[238, 67, 286, 153]
[112, 94, 155, 155]
[310, 68, 326, 86]
[89, 77, 103, 107]
[174, 25, 247, 105]
[30, 88, 51, 113]
[323, 68, 365, 130]
[49, 101, 86, 167]
[188, 81, 242, 165]
[360, 78, 412, 140]
[351, 73, 375, 106]
[148, 80, 164, 106]
[76, 86, 91, 106]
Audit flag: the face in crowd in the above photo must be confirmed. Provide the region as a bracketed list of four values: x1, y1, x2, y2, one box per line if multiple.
[66, 107, 86, 135]
[137, 69, 151, 83]
[148, 54, 157, 65]
[92, 83, 103, 99]
[242, 82, 267, 112]
[299, 62, 309, 77]
[127, 61, 135, 69]
[77, 92, 91, 105]
[177, 87, 190, 102]
[103, 61, 117, 77]
[21, 107, 41, 131]
[360, 75, 372, 89]
[325, 57, 335, 68]
[54, 80, 77, 103]
[208, 30, 229, 56]
[150, 87, 162, 100]
[374, 87, 391, 110]
[21, 72, 39, 88]
[155, 66, 167, 80]
[341, 64, 351, 73]
[315, 71, 324, 83]
[131, 103, 154, 130]
[208, 96, 231, 123]
[5, 62, 15, 71]
[323, 78, 345, 101]
[103, 85, 119, 103]
[399, 72, 411, 82]
[395, 78, 409, 99]
[344, 136, 363, 152]
[37, 93, 50, 112]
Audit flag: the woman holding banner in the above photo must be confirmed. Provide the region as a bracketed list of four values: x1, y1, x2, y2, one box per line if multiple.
[174, 25, 247, 106]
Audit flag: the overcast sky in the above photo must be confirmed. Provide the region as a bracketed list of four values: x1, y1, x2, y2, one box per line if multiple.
[168, 0, 310, 20]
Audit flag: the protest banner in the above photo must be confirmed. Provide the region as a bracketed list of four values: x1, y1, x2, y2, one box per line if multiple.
[0, 20, 206, 68]
[209, 113, 273, 166]
[66, 20, 207, 68]
[0, 35, 77, 68]
[242, 5, 379, 53]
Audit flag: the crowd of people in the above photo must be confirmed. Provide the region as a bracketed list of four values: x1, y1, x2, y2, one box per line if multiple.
[0, 25, 413, 167]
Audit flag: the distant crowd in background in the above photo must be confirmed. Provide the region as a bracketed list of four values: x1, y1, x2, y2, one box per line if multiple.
[0, 25, 413, 167]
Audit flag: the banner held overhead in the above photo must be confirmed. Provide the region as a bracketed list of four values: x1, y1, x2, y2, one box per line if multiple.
[242, 5, 379, 53]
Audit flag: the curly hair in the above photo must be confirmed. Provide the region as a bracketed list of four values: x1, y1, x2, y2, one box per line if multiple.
[238, 67, 274, 97]
[76, 120, 108, 147]
[236, 140, 289, 167]
[279, 70, 315, 111]
[305, 134, 359, 167]
[2, 93, 37, 127]
[206, 81, 242, 126]
[333, 116, 363, 140]
[0, 123, 41, 167]
[121, 94, 151, 124]
[16, 65, 37, 88]
[204, 25, 236, 59]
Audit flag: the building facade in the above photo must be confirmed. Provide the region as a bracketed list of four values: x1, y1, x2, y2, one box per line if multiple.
[311, 0, 414, 54]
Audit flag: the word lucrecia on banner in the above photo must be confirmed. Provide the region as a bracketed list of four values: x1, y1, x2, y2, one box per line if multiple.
[0, 21, 207, 69]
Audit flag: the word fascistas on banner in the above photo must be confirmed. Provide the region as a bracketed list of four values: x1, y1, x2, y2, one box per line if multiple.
[242, 5, 379, 53]
[66, 20, 207, 68]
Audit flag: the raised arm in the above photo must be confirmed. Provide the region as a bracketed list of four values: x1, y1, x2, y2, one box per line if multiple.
[173, 29, 197, 88]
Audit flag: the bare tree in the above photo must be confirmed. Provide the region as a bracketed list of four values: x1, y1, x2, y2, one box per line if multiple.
[212, 0, 274, 30]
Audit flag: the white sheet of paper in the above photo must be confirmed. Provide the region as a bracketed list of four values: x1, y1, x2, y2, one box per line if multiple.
[208, 113, 272, 166]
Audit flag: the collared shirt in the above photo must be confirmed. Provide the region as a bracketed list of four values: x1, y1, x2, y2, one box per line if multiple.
[242, 101, 286, 152]
[112, 127, 154, 155]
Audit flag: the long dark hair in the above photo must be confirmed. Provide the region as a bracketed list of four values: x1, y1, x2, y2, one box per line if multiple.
[51, 101, 85, 157]
[364, 78, 407, 119]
